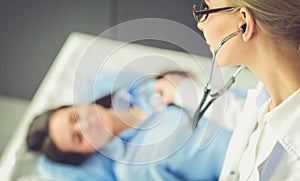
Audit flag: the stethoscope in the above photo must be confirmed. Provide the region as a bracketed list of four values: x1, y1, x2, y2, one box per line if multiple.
[193, 27, 246, 127]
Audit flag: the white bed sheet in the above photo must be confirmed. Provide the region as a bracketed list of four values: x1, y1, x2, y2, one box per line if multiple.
[0, 32, 258, 180]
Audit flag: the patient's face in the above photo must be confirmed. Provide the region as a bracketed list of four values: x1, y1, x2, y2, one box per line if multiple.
[49, 104, 113, 154]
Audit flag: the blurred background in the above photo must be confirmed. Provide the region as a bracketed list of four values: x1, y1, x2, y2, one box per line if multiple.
[0, 0, 210, 155]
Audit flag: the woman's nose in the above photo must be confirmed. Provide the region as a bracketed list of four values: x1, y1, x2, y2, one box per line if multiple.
[197, 22, 204, 31]
[76, 120, 88, 131]
[73, 122, 81, 132]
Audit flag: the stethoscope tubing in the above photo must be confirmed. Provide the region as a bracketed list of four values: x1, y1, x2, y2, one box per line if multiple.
[193, 30, 245, 127]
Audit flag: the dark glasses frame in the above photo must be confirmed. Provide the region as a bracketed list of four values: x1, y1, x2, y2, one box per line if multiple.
[193, 4, 238, 23]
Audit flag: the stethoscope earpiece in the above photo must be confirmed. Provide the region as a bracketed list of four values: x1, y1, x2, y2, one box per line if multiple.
[240, 24, 247, 34]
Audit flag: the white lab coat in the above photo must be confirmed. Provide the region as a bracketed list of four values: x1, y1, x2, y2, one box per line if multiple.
[219, 83, 300, 181]
[175, 79, 300, 180]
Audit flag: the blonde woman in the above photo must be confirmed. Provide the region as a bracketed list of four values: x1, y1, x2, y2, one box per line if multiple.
[157, 0, 300, 180]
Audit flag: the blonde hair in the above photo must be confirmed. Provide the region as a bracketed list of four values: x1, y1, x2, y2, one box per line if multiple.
[227, 0, 300, 51]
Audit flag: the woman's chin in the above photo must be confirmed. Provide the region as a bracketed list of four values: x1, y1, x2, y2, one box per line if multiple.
[217, 58, 237, 67]
[216, 60, 228, 67]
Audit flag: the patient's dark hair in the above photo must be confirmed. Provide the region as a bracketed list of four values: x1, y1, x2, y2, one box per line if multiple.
[26, 105, 90, 165]
[26, 93, 114, 165]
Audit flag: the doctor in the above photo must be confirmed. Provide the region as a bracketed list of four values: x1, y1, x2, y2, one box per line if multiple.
[157, 0, 300, 180]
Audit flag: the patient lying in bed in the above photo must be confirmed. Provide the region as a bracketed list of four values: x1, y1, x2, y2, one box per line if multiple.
[27, 95, 147, 165]
[26, 70, 234, 181]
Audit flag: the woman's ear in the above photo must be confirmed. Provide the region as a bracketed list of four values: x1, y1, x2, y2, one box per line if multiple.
[239, 7, 255, 42]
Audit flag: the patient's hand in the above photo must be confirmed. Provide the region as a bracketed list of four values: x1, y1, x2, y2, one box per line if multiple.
[155, 73, 187, 104]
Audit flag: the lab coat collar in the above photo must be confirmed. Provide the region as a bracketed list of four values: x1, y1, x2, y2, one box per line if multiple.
[263, 88, 300, 161]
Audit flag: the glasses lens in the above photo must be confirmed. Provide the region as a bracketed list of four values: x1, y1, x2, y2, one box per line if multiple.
[192, 5, 200, 22]
[199, 0, 208, 10]
[193, 5, 207, 22]
[193, 2, 208, 22]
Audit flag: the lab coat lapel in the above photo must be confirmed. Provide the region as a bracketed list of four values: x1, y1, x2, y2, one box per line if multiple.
[220, 87, 262, 180]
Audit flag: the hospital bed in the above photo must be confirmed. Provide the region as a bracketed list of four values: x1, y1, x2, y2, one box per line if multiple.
[0, 32, 258, 180]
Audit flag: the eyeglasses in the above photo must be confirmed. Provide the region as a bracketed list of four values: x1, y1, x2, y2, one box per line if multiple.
[192, 2, 238, 23]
